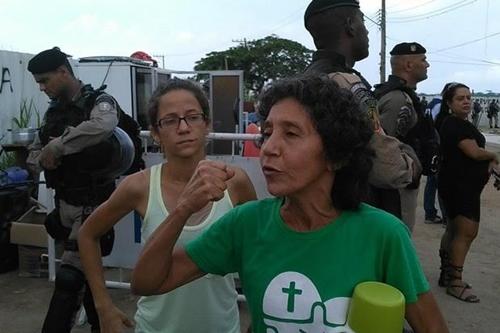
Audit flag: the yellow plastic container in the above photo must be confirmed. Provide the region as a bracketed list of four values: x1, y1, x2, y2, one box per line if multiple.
[347, 281, 405, 333]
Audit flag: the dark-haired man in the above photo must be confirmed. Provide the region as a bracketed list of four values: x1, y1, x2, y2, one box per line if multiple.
[304, 0, 421, 220]
[27, 47, 121, 333]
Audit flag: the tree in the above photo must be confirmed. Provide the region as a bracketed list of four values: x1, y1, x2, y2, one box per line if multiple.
[194, 35, 313, 97]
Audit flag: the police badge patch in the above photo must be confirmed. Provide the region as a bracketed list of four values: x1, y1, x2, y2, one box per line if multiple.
[98, 102, 112, 111]
[95, 94, 116, 112]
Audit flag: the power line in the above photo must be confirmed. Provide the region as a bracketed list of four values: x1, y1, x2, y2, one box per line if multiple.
[366, 10, 380, 20]
[431, 30, 500, 53]
[388, 0, 438, 14]
[364, 12, 380, 27]
[386, 35, 403, 43]
[433, 51, 500, 66]
[163, 5, 306, 58]
[385, 1, 413, 11]
[380, 54, 498, 67]
[429, 59, 495, 66]
[386, 31, 500, 65]
[164, 43, 231, 57]
[366, 22, 378, 31]
[385, 30, 500, 66]
[388, 0, 477, 23]
[247, 4, 307, 40]
[484, 0, 490, 54]
[389, 0, 471, 20]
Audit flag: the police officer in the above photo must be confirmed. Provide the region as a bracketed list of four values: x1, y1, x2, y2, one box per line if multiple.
[304, 0, 421, 218]
[374, 42, 430, 231]
[27, 47, 120, 333]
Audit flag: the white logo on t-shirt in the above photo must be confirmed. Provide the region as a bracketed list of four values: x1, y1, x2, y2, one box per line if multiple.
[262, 272, 354, 332]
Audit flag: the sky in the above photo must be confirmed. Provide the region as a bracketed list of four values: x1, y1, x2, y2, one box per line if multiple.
[1, 0, 499, 94]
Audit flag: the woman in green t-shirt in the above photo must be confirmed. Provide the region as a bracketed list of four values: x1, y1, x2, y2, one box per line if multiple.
[132, 75, 448, 333]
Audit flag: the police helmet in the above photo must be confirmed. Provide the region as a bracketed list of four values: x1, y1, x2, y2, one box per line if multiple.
[74, 127, 135, 180]
[96, 126, 135, 179]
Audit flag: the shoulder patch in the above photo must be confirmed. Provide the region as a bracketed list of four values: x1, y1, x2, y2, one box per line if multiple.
[95, 94, 116, 106]
[402, 92, 413, 106]
[97, 101, 112, 111]
[95, 94, 116, 111]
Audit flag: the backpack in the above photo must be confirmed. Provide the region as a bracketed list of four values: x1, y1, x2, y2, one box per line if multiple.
[84, 85, 145, 175]
[411, 111, 440, 176]
[374, 80, 440, 176]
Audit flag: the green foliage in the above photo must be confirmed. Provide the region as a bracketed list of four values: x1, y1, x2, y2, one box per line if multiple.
[12, 98, 39, 129]
[0, 151, 16, 170]
[473, 91, 500, 98]
[194, 35, 313, 96]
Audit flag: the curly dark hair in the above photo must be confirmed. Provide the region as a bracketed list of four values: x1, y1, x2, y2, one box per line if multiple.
[148, 78, 210, 129]
[435, 82, 469, 132]
[257, 75, 374, 210]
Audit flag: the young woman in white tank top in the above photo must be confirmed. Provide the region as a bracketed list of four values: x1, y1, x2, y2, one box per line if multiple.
[78, 79, 256, 333]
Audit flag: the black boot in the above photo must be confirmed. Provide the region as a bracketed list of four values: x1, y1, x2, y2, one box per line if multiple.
[42, 265, 85, 333]
[83, 282, 101, 332]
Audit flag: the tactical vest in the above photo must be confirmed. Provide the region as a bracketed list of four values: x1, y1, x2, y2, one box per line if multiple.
[39, 85, 116, 206]
[373, 76, 423, 144]
[374, 76, 440, 176]
[306, 50, 381, 130]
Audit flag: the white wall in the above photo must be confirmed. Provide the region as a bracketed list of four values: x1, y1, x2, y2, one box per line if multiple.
[0, 50, 48, 142]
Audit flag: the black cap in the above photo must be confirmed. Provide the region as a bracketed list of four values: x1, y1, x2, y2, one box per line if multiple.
[27, 47, 68, 74]
[304, 0, 360, 23]
[389, 42, 426, 56]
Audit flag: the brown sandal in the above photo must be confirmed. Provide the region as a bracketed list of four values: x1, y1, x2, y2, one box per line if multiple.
[446, 265, 479, 303]
[446, 283, 480, 303]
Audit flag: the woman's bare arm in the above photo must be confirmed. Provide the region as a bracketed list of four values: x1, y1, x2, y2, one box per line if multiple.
[78, 171, 147, 332]
[405, 291, 449, 333]
[458, 139, 498, 162]
[228, 166, 257, 206]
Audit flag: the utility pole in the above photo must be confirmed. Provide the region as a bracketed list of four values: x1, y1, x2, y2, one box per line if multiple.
[232, 38, 248, 49]
[153, 54, 166, 68]
[380, 0, 387, 83]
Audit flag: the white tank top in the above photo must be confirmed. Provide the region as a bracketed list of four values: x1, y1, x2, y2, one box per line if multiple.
[134, 163, 240, 333]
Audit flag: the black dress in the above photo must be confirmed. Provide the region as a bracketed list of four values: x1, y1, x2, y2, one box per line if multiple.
[438, 116, 490, 221]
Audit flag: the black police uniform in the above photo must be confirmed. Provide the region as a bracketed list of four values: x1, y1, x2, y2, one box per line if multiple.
[28, 48, 119, 333]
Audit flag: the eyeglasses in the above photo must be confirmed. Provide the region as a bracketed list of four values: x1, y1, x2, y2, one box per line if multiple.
[157, 113, 206, 129]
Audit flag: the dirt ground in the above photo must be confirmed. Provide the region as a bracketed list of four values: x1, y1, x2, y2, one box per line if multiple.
[1, 144, 500, 333]
[412, 174, 500, 333]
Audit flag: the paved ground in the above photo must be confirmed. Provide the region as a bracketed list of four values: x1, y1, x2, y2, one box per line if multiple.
[1, 135, 500, 333]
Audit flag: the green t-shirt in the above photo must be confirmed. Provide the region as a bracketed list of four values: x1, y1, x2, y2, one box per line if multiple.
[186, 198, 429, 333]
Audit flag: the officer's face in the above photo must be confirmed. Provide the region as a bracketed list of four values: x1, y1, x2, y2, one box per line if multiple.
[411, 54, 429, 82]
[33, 68, 66, 99]
[352, 10, 369, 61]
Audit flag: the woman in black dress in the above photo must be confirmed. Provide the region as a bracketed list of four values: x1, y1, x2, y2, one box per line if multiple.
[436, 83, 498, 303]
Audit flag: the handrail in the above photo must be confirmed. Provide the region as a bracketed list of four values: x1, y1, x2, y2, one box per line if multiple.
[139, 130, 261, 141]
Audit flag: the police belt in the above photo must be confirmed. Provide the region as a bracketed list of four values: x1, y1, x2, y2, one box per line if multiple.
[55, 182, 115, 206]
[64, 240, 79, 252]
[64, 230, 115, 257]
